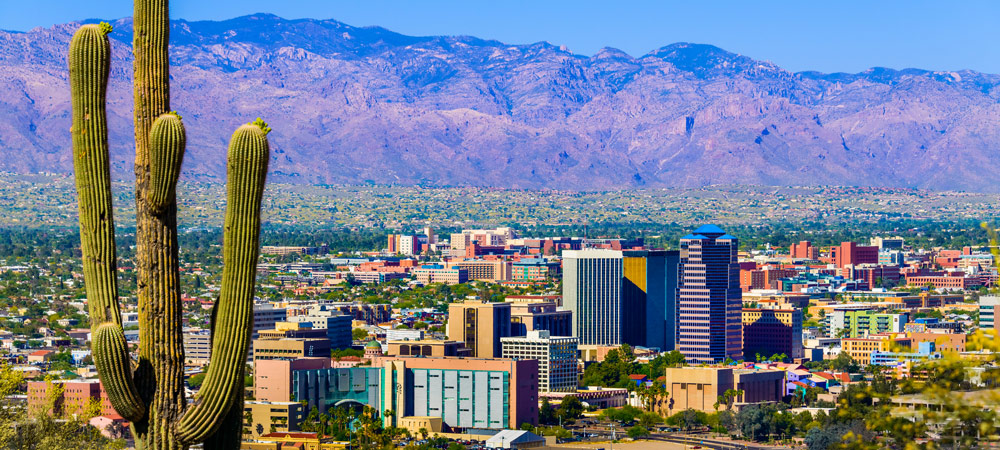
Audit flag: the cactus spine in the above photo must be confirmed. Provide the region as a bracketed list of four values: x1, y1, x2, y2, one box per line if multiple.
[68, 2, 271, 449]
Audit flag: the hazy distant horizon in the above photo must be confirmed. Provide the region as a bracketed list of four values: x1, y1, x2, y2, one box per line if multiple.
[2, 0, 999, 74]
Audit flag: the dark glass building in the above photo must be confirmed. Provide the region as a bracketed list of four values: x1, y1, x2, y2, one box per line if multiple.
[622, 250, 680, 351]
[676, 225, 743, 363]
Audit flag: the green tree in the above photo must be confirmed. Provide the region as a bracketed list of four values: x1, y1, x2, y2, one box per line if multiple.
[627, 425, 650, 439]
[187, 373, 206, 389]
[352, 328, 370, 341]
[538, 398, 557, 425]
[556, 396, 584, 424]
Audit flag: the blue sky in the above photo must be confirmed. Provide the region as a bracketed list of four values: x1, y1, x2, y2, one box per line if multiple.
[3, 1, 999, 74]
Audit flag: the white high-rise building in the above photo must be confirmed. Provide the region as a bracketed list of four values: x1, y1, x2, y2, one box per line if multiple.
[562, 249, 623, 345]
[501, 330, 579, 392]
[980, 296, 999, 331]
[398, 235, 419, 256]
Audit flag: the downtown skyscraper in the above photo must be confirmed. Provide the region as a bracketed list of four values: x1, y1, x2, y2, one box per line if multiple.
[563, 249, 623, 345]
[563, 249, 679, 349]
[676, 225, 743, 363]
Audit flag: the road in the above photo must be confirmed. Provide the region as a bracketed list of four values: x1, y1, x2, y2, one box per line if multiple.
[650, 434, 784, 450]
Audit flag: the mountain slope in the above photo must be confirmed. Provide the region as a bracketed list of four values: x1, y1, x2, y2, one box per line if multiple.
[3, 14, 1000, 191]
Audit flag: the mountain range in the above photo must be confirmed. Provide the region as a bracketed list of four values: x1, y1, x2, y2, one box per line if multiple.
[3, 14, 1000, 191]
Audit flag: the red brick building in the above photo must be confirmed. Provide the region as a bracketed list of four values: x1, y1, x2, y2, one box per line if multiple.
[905, 274, 980, 290]
[27, 380, 116, 417]
[844, 265, 902, 288]
[740, 267, 799, 292]
[789, 241, 818, 260]
[830, 242, 879, 268]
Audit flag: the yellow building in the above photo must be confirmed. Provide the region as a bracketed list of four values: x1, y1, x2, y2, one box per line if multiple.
[397, 416, 444, 435]
[243, 401, 306, 439]
[842, 334, 911, 364]
[241, 432, 349, 450]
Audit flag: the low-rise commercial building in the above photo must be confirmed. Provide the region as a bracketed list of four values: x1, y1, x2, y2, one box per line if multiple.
[243, 401, 306, 438]
[842, 334, 912, 363]
[350, 271, 409, 285]
[413, 266, 468, 285]
[829, 309, 908, 338]
[511, 259, 561, 281]
[320, 302, 392, 325]
[870, 341, 943, 369]
[27, 379, 116, 417]
[387, 339, 471, 357]
[447, 260, 512, 282]
[905, 274, 981, 290]
[662, 367, 785, 414]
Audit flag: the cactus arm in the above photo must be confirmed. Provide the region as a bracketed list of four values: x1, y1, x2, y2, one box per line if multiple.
[200, 364, 247, 449]
[93, 323, 146, 421]
[69, 23, 120, 326]
[175, 121, 270, 444]
[148, 113, 186, 213]
[69, 22, 149, 424]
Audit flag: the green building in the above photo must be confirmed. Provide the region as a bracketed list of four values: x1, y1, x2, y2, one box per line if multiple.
[830, 309, 908, 338]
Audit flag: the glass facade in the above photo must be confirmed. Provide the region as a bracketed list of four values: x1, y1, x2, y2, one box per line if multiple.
[677, 225, 743, 363]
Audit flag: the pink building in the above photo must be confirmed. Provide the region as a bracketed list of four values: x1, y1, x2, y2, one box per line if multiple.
[254, 357, 331, 403]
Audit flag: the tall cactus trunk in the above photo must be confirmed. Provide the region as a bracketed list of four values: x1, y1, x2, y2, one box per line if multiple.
[68, 1, 272, 449]
[131, 2, 185, 449]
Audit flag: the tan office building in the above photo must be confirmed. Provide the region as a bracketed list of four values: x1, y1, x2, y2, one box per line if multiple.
[447, 260, 513, 282]
[509, 300, 572, 337]
[387, 339, 472, 357]
[243, 401, 305, 438]
[663, 367, 784, 414]
[447, 300, 512, 358]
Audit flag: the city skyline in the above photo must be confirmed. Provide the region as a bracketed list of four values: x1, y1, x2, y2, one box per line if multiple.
[4, 0, 999, 447]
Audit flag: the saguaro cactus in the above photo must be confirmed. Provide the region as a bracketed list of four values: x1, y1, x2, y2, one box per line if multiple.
[68, 1, 271, 448]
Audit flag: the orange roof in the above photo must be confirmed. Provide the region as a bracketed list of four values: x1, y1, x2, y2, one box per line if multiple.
[29, 350, 53, 356]
[628, 374, 648, 380]
[262, 432, 318, 439]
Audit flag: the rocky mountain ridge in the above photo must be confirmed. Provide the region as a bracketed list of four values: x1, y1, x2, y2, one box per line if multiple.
[2, 14, 1000, 191]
